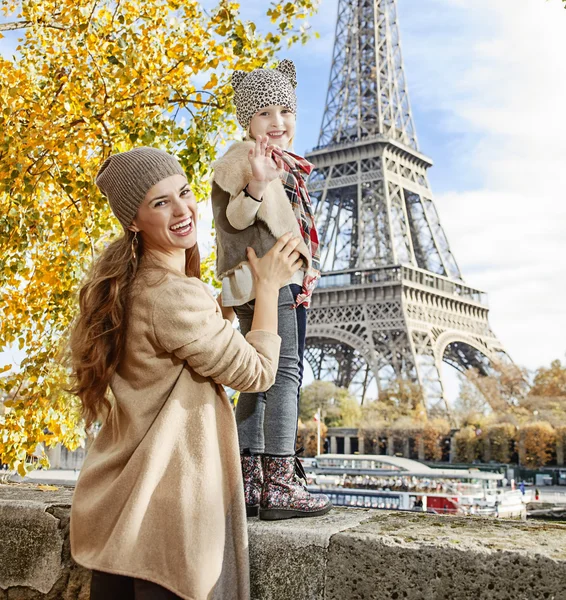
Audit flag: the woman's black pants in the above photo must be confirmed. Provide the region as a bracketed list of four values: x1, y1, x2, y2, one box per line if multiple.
[90, 570, 182, 600]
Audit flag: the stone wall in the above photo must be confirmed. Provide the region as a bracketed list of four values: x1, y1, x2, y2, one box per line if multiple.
[0, 485, 89, 600]
[2, 484, 566, 600]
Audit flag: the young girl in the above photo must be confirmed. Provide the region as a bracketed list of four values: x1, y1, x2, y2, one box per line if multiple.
[69, 146, 303, 599]
[211, 60, 332, 521]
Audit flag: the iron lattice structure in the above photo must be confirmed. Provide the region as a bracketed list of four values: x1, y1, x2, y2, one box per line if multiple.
[304, 0, 507, 414]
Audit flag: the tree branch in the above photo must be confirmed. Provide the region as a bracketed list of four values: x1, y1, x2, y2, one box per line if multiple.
[87, 49, 109, 104]
[86, 0, 100, 29]
[0, 21, 31, 31]
[0, 20, 68, 32]
[110, 0, 123, 30]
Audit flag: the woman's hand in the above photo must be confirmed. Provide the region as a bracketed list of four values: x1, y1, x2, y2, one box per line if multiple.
[247, 232, 303, 291]
[247, 233, 304, 335]
[245, 135, 285, 201]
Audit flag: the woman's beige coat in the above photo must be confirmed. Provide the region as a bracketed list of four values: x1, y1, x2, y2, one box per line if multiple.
[70, 267, 281, 600]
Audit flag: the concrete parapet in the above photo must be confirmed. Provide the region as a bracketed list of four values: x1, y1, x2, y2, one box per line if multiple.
[1, 484, 566, 600]
[0, 485, 89, 600]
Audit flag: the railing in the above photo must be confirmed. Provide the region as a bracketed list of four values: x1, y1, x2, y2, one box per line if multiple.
[317, 266, 402, 289]
[316, 265, 487, 305]
[307, 133, 387, 154]
[401, 266, 487, 305]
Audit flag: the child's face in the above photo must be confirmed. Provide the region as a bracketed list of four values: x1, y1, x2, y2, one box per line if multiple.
[248, 105, 296, 149]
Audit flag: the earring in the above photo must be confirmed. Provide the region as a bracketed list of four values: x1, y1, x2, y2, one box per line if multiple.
[131, 231, 138, 261]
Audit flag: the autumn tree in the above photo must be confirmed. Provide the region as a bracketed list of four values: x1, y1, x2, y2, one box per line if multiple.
[530, 359, 566, 396]
[519, 422, 555, 469]
[484, 359, 566, 427]
[296, 420, 328, 458]
[327, 389, 362, 428]
[360, 378, 426, 424]
[389, 415, 423, 437]
[483, 423, 516, 464]
[299, 380, 360, 428]
[299, 381, 337, 423]
[0, 0, 319, 474]
[518, 359, 566, 426]
[452, 372, 489, 427]
[460, 362, 528, 415]
[357, 378, 426, 457]
[556, 426, 566, 465]
[418, 419, 451, 462]
[379, 378, 426, 418]
[516, 394, 566, 428]
[453, 426, 481, 464]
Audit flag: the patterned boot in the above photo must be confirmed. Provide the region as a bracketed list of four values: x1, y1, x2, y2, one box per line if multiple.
[260, 454, 332, 521]
[241, 452, 263, 517]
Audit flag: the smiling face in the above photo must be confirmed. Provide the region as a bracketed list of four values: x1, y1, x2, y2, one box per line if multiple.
[130, 174, 197, 264]
[248, 104, 296, 150]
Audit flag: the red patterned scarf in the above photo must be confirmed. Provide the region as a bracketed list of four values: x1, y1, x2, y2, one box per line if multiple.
[272, 147, 320, 308]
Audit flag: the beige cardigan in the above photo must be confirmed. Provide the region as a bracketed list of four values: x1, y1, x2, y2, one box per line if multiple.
[70, 268, 281, 600]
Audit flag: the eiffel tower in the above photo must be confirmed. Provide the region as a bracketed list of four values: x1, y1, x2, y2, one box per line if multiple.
[304, 0, 508, 414]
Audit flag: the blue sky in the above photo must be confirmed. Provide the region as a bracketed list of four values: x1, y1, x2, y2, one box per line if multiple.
[2, 0, 565, 388]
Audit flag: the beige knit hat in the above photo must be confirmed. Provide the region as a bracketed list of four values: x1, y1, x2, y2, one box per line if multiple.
[231, 59, 298, 130]
[95, 147, 185, 228]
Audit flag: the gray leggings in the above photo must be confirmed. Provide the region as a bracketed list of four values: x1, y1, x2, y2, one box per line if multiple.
[234, 284, 306, 456]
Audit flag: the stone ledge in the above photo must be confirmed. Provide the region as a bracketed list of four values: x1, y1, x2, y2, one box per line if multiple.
[1, 484, 566, 600]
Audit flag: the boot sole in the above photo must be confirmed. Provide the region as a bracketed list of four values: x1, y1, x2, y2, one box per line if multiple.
[246, 505, 259, 518]
[259, 504, 332, 521]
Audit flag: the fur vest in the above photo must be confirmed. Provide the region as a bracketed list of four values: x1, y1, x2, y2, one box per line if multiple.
[211, 140, 312, 280]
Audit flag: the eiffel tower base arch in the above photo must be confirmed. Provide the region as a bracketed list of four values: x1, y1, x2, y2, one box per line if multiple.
[305, 268, 507, 417]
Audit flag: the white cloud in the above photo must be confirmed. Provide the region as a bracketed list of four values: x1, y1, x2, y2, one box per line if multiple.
[396, 0, 566, 371]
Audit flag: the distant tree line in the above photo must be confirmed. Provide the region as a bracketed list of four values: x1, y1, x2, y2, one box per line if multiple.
[299, 358, 566, 468]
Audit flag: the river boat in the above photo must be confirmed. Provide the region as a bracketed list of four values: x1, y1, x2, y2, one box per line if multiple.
[302, 454, 525, 518]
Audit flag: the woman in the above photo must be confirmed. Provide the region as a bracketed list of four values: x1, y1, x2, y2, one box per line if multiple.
[69, 146, 302, 600]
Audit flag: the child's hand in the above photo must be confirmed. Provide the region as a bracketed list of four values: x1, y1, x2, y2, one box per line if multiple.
[248, 135, 284, 184]
[247, 233, 303, 290]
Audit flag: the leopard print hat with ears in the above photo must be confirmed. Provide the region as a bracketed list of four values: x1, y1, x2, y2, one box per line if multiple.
[231, 59, 298, 130]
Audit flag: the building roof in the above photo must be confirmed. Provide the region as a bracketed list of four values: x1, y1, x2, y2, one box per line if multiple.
[316, 454, 502, 480]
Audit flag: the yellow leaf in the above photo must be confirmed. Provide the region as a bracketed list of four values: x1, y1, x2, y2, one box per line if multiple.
[203, 73, 218, 90]
[38, 484, 59, 491]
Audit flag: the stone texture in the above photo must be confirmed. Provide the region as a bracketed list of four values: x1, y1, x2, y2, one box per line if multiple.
[0, 485, 89, 600]
[0, 501, 63, 593]
[0, 484, 75, 505]
[2, 485, 566, 600]
[325, 511, 566, 600]
[248, 509, 373, 600]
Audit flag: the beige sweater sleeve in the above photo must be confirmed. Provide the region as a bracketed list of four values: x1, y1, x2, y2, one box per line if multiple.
[225, 189, 262, 230]
[151, 275, 281, 393]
